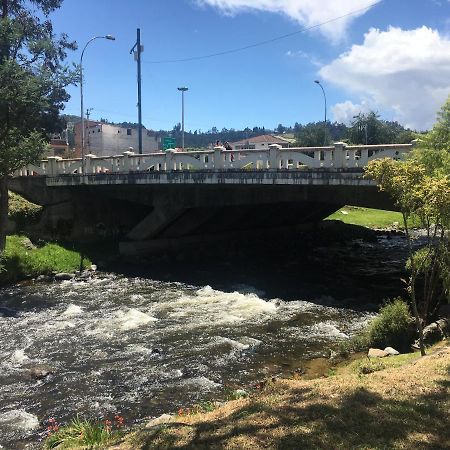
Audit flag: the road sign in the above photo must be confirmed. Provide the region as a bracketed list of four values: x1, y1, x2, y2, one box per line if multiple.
[163, 137, 176, 150]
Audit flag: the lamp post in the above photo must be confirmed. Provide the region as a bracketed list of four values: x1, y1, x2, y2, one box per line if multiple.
[314, 80, 327, 146]
[177, 87, 188, 151]
[80, 34, 115, 173]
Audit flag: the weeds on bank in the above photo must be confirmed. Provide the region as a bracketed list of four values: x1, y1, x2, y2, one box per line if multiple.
[43, 415, 124, 449]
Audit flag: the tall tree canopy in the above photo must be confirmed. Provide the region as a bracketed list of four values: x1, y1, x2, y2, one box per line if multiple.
[0, 0, 76, 250]
[365, 97, 450, 356]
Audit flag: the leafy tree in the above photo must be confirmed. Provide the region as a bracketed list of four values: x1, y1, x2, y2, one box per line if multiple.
[365, 98, 450, 355]
[0, 0, 76, 251]
[295, 122, 331, 146]
[348, 112, 415, 145]
[420, 95, 450, 151]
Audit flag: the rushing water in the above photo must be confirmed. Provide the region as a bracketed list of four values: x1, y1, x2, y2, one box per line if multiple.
[0, 234, 409, 448]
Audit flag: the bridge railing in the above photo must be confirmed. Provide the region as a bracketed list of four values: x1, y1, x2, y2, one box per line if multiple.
[14, 142, 414, 177]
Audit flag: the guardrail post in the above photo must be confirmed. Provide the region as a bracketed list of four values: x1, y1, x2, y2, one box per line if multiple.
[47, 156, 62, 176]
[84, 154, 96, 174]
[269, 144, 280, 169]
[333, 142, 346, 168]
[214, 146, 224, 169]
[122, 150, 134, 173]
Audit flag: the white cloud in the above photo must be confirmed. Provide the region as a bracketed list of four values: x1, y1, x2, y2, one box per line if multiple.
[196, 0, 381, 41]
[320, 26, 450, 130]
[331, 100, 371, 124]
[285, 49, 322, 66]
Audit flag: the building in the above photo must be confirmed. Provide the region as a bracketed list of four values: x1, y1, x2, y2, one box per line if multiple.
[74, 121, 159, 157]
[229, 134, 291, 151]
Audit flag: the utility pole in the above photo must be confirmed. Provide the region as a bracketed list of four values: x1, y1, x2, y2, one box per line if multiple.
[86, 108, 93, 152]
[177, 87, 188, 151]
[130, 28, 143, 154]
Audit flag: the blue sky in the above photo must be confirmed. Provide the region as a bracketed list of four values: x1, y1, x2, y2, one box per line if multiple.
[52, 0, 450, 132]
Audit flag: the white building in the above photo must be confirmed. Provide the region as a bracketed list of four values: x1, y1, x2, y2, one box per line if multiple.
[74, 121, 159, 157]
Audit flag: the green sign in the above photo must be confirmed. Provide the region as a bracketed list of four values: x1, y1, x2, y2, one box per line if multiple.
[163, 137, 176, 150]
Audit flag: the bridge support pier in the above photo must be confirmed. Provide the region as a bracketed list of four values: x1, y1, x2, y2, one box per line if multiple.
[126, 205, 187, 241]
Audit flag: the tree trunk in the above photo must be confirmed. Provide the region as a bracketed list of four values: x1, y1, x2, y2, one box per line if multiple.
[403, 212, 426, 356]
[0, 175, 9, 252]
[1, 0, 7, 19]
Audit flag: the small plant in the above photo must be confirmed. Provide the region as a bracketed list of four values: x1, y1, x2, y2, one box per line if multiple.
[357, 359, 386, 375]
[326, 368, 337, 377]
[337, 333, 370, 357]
[224, 387, 249, 401]
[366, 298, 415, 352]
[43, 415, 124, 449]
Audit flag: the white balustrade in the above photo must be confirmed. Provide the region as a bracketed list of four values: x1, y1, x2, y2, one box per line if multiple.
[14, 142, 414, 178]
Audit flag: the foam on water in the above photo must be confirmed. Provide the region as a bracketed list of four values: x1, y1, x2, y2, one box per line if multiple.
[159, 285, 277, 329]
[115, 308, 158, 331]
[0, 410, 39, 431]
[10, 349, 29, 365]
[61, 304, 83, 317]
[308, 321, 349, 339]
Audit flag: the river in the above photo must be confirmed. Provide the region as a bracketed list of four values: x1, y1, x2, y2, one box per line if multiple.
[0, 231, 407, 448]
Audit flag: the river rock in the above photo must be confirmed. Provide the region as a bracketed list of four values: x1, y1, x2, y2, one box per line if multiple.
[54, 272, 74, 281]
[77, 271, 91, 280]
[384, 347, 400, 356]
[90, 264, 97, 272]
[21, 237, 36, 250]
[36, 274, 51, 282]
[26, 365, 54, 380]
[436, 318, 450, 336]
[145, 414, 173, 428]
[413, 319, 449, 348]
[368, 348, 389, 358]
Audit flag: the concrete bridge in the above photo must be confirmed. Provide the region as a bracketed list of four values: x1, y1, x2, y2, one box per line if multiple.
[10, 142, 412, 255]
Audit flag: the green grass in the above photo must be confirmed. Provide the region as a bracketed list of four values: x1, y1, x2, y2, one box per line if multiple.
[326, 206, 405, 229]
[44, 416, 122, 449]
[0, 235, 91, 284]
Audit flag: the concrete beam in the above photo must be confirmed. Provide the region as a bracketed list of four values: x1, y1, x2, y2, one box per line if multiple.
[126, 205, 187, 241]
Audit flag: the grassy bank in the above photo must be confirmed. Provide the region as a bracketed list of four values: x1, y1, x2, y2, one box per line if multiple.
[326, 206, 405, 229]
[110, 342, 450, 450]
[0, 235, 91, 284]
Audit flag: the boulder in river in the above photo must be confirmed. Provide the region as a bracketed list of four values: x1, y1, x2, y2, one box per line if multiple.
[368, 348, 389, 358]
[25, 365, 54, 380]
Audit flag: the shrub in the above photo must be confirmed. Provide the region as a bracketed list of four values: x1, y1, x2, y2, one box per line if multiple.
[44, 416, 123, 449]
[366, 298, 415, 352]
[8, 192, 42, 230]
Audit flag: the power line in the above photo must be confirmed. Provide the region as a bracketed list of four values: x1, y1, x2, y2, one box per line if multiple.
[143, 1, 382, 64]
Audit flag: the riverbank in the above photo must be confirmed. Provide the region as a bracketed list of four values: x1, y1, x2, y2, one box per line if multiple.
[0, 235, 92, 285]
[110, 341, 450, 450]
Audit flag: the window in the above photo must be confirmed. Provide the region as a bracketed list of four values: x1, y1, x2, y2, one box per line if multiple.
[127, 128, 132, 136]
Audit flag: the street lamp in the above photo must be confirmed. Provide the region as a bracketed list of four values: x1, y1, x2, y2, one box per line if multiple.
[80, 34, 115, 173]
[177, 87, 188, 151]
[314, 80, 327, 146]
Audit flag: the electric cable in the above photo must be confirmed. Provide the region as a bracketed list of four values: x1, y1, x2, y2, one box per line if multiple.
[143, 1, 382, 64]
